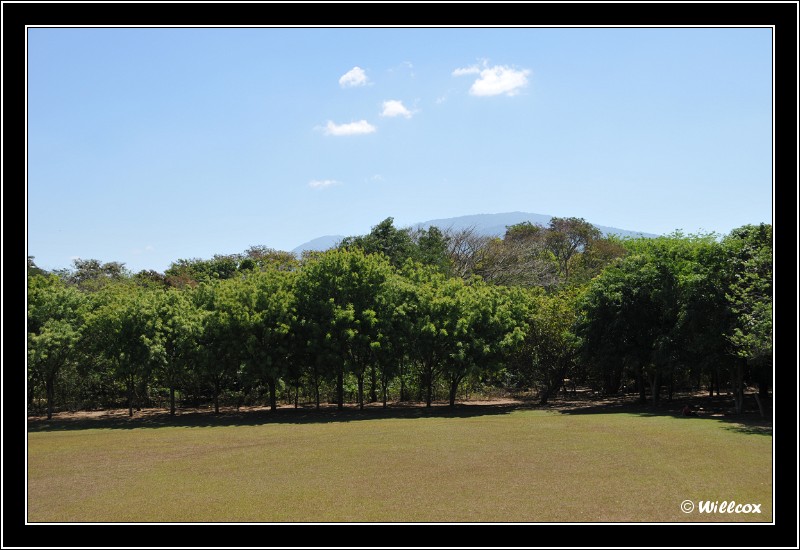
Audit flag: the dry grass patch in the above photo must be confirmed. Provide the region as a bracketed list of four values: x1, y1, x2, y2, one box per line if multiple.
[27, 408, 772, 522]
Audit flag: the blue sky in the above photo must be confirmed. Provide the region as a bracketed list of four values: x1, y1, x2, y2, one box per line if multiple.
[27, 27, 773, 274]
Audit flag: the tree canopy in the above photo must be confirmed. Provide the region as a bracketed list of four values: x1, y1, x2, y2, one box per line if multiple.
[27, 220, 773, 417]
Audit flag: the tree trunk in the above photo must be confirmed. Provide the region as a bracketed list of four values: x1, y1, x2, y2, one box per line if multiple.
[268, 377, 277, 411]
[753, 393, 765, 419]
[604, 372, 619, 395]
[449, 375, 461, 407]
[757, 364, 769, 398]
[357, 373, 364, 410]
[29, 378, 37, 416]
[649, 369, 660, 408]
[170, 385, 176, 416]
[539, 385, 552, 406]
[637, 367, 646, 404]
[128, 375, 135, 417]
[369, 364, 377, 403]
[612, 364, 623, 394]
[214, 377, 220, 414]
[382, 375, 388, 408]
[667, 369, 674, 402]
[425, 366, 433, 408]
[136, 379, 144, 411]
[399, 362, 406, 402]
[314, 378, 320, 410]
[337, 367, 344, 410]
[294, 385, 299, 409]
[46, 376, 54, 420]
[732, 361, 744, 414]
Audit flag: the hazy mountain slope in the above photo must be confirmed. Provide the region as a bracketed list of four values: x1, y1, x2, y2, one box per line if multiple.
[291, 235, 344, 255]
[291, 212, 658, 254]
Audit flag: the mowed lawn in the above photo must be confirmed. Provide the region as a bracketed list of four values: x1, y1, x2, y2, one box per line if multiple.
[27, 409, 772, 523]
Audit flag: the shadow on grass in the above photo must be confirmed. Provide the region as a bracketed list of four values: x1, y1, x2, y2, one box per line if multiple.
[27, 401, 523, 433]
[28, 392, 772, 436]
[550, 392, 773, 436]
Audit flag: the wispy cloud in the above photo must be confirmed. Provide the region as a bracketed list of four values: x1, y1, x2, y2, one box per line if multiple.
[308, 179, 341, 189]
[323, 120, 377, 136]
[367, 174, 384, 183]
[393, 61, 415, 78]
[453, 62, 531, 96]
[339, 66, 369, 88]
[452, 65, 481, 76]
[380, 99, 413, 118]
[131, 244, 155, 255]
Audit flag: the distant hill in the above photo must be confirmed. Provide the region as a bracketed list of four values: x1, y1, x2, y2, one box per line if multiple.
[291, 212, 658, 255]
[291, 235, 344, 256]
[414, 212, 659, 240]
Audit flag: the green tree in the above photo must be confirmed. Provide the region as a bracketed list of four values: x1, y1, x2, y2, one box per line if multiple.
[442, 281, 531, 406]
[295, 248, 392, 409]
[410, 226, 452, 274]
[340, 217, 416, 268]
[60, 258, 129, 291]
[371, 270, 413, 406]
[28, 256, 47, 277]
[576, 238, 681, 405]
[723, 224, 772, 412]
[165, 254, 242, 287]
[193, 280, 244, 414]
[671, 236, 732, 398]
[516, 288, 580, 404]
[577, 234, 727, 406]
[569, 236, 627, 286]
[230, 269, 296, 411]
[544, 217, 602, 284]
[401, 264, 463, 407]
[27, 274, 86, 419]
[155, 287, 206, 415]
[242, 246, 299, 271]
[85, 283, 163, 416]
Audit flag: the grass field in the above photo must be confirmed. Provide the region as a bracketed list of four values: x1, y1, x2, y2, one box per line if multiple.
[27, 403, 772, 523]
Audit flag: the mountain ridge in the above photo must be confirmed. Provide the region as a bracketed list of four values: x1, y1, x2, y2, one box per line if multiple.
[291, 212, 658, 255]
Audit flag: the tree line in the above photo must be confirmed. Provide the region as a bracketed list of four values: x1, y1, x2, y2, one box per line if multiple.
[27, 218, 772, 419]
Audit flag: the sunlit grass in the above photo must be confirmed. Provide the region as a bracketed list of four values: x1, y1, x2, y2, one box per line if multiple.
[27, 409, 772, 522]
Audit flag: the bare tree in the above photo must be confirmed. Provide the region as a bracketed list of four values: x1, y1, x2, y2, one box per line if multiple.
[442, 226, 492, 280]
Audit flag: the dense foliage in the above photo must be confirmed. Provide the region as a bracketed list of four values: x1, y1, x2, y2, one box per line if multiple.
[27, 219, 772, 416]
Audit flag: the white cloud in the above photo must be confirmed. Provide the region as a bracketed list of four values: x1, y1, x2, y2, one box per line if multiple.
[339, 66, 369, 88]
[453, 62, 531, 96]
[131, 244, 155, 255]
[323, 120, 376, 136]
[381, 99, 413, 118]
[452, 65, 481, 76]
[308, 179, 340, 189]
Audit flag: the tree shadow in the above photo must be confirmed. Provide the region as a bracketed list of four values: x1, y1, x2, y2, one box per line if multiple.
[550, 391, 773, 436]
[27, 401, 523, 433]
[27, 392, 773, 436]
